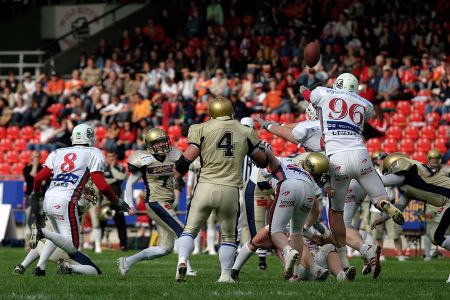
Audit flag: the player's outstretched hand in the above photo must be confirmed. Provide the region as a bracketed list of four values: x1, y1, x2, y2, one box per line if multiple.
[174, 176, 185, 191]
[127, 207, 136, 215]
[371, 218, 384, 230]
[299, 85, 308, 95]
[255, 116, 277, 131]
[116, 197, 131, 212]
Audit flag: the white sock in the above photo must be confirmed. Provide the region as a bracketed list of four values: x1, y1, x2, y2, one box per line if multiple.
[336, 270, 346, 282]
[293, 263, 300, 276]
[232, 243, 254, 270]
[256, 248, 267, 258]
[71, 264, 98, 275]
[359, 243, 370, 255]
[36, 240, 57, 270]
[125, 246, 168, 267]
[21, 248, 40, 268]
[92, 228, 102, 250]
[178, 234, 194, 263]
[441, 236, 450, 250]
[194, 235, 202, 252]
[206, 225, 216, 250]
[219, 242, 237, 271]
[337, 246, 350, 269]
[424, 235, 432, 257]
[42, 228, 77, 253]
[186, 260, 194, 272]
[309, 261, 321, 276]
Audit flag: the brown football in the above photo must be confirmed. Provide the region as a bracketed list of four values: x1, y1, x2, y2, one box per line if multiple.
[304, 42, 321, 68]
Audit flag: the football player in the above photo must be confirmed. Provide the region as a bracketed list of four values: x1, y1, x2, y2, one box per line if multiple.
[299, 73, 403, 270]
[374, 152, 450, 251]
[28, 124, 130, 276]
[117, 128, 196, 276]
[173, 96, 278, 283]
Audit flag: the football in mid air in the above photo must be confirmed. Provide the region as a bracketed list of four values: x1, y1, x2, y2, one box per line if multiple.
[304, 42, 321, 68]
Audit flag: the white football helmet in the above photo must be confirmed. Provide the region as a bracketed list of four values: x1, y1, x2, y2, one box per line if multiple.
[333, 73, 359, 93]
[71, 123, 96, 147]
[240, 117, 255, 128]
[305, 104, 318, 121]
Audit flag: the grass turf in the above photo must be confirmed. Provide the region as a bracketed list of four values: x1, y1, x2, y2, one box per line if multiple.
[0, 247, 448, 299]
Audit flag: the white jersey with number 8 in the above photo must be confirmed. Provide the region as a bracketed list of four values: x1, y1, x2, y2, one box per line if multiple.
[43, 146, 105, 201]
[309, 87, 373, 155]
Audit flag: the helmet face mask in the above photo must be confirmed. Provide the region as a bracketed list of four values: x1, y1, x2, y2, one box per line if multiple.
[305, 104, 318, 121]
[145, 128, 171, 155]
[427, 149, 441, 169]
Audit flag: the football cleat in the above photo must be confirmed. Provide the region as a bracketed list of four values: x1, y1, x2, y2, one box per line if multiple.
[315, 268, 330, 282]
[258, 257, 267, 270]
[176, 262, 187, 283]
[231, 269, 240, 281]
[362, 255, 371, 275]
[13, 264, 25, 275]
[217, 273, 235, 283]
[186, 269, 197, 277]
[288, 275, 300, 282]
[29, 223, 44, 249]
[344, 266, 357, 281]
[365, 245, 382, 279]
[380, 200, 404, 225]
[57, 259, 72, 275]
[117, 257, 130, 276]
[283, 249, 299, 280]
[32, 267, 46, 277]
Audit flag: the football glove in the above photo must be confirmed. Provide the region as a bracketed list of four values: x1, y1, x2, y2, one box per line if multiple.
[116, 197, 131, 212]
[174, 176, 185, 191]
[254, 116, 278, 131]
[299, 85, 308, 95]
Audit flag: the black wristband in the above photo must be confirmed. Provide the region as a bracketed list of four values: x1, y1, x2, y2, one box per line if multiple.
[175, 155, 191, 176]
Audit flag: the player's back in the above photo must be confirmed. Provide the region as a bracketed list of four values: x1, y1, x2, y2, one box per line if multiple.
[45, 146, 104, 199]
[189, 118, 259, 188]
[292, 120, 322, 152]
[311, 86, 373, 154]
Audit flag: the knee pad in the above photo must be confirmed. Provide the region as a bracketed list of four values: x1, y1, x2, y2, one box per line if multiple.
[319, 243, 336, 258]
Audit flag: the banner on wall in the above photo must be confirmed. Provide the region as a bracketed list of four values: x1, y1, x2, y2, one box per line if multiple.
[55, 5, 105, 50]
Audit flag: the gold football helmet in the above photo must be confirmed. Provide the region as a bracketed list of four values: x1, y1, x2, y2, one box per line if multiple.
[98, 200, 115, 221]
[145, 128, 171, 155]
[427, 149, 442, 170]
[303, 152, 329, 185]
[382, 152, 407, 174]
[208, 96, 234, 119]
[427, 149, 441, 160]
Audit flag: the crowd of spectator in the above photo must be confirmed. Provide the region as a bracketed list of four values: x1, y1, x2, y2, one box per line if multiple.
[0, 0, 449, 161]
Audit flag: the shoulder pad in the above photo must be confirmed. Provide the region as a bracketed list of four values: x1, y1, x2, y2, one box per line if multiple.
[128, 150, 153, 168]
[390, 157, 413, 174]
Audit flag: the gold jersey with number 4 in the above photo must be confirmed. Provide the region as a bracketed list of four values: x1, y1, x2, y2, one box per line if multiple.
[128, 148, 182, 202]
[188, 116, 260, 188]
[387, 157, 450, 207]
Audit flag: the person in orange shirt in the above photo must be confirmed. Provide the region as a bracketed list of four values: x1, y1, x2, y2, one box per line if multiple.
[45, 71, 65, 101]
[263, 80, 283, 113]
[194, 71, 211, 99]
[64, 69, 84, 96]
[131, 93, 151, 124]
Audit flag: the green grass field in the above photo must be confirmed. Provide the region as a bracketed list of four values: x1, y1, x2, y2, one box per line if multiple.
[0, 248, 448, 299]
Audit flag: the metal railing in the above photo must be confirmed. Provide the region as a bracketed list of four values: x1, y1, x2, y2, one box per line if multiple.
[0, 51, 46, 79]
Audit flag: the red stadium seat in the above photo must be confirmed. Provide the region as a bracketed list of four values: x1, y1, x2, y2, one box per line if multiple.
[272, 138, 285, 152]
[433, 138, 447, 153]
[412, 102, 427, 115]
[259, 131, 273, 142]
[177, 138, 188, 151]
[442, 112, 450, 123]
[403, 126, 419, 139]
[382, 138, 398, 153]
[6, 151, 20, 164]
[408, 113, 423, 123]
[419, 125, 436, 139]
[411, 152, 427, 164]
[11, 163, 25, 175]
[95, 126, 107, 140]
[380, 100, 395, 111]
[386, 125, 403, 140]
[168, 125, 182, 139]
[296, 114, 307, 122]
[14, 139, 28, 151]
[391, 113, 407, 127]
[20, 150, 32, 163]
[0, 127, 5, 139]
[399, 138, 415, 155]
[285, 142, 298, 154]
[367, 138, 382, 153]
[416, 139, 432, 153]
[40, 150, 49, 164]
[437, 125, 449, 138]
[20, 126, 34, 140]
[0, 153, 4, 163]
[425, 112, 440, 128]
[395, 101, 411, 114]
[6, 126, 20, 139]
[0, 163, 9, 175]
[0, 139, 13, 152]
[279, 113, 294, 124]
[266, 113, 279, 122]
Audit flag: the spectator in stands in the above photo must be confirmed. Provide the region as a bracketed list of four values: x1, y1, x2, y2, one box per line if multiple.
[103, 70, 123, 97]
[230, 91, 249, 120]
[178, 69, 196, 101]
[10, 96, 29, 126]
[23, 98, 44, 126]
[417, 53, 434, 89]
[104, 121, 120, 151]
[206, 0, 224, 26]
[0, 97, 12, 126]
[1, 86, 15, 108]
[64, 69, 84, 97]
[377, 65, 400, 101]
[5, 71, 19, 92]
[209, 69, 228, 96]
[206, 47, 221, 77]
[122, 70, 140, 100]
[398, 56, 417, 90]
[117, 121, 136, 157]
[22, 72, 36, 96]
[367, 106, 388, 138]
[143, 18, 166, 45]
[45, 71, 65, 102]
[32, 82, 49, 110]
[82, 56, 102, 90]
[263, 80, 282, 114]
[425, 86, 449, 116]
[186, 7, 204, 37]
[131, 92, 151, 125]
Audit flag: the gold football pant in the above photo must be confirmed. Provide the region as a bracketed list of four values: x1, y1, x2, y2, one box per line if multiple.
[182, 183, 240, 244]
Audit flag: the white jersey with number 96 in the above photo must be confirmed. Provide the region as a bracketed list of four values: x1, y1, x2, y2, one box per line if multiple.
[43, 146, 105, 201]
[309, 87, 373, 155]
